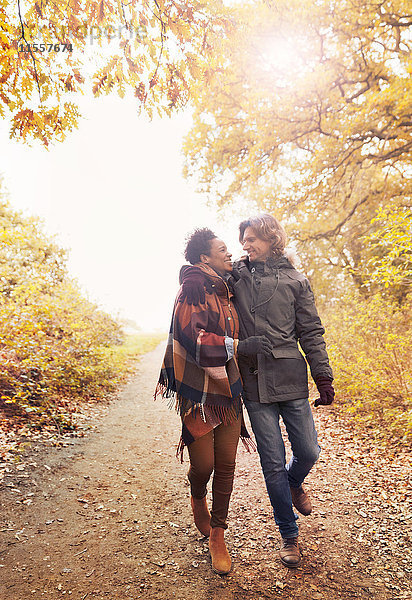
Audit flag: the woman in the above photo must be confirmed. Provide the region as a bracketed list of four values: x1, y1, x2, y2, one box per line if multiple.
[155, 228, 271, 575]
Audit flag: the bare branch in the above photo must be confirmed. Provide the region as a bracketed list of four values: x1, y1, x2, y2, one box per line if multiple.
[17, 0, 41, 101]
[369, 141, 412, 162]
[150, 0, 167, 90]
[301, 195, 370, 241]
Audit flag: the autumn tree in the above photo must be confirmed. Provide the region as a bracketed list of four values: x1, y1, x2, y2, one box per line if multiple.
[183, 0, 412, 297]
[0, 0, 233, 145]
[0, 185, 67, 295]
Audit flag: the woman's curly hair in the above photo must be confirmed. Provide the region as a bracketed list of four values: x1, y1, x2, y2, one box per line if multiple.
[239, 214, 287, 257]
[184, 227, 217, 265]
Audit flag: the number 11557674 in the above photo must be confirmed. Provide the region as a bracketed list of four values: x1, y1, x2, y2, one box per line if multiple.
[18, 43, 73, 52]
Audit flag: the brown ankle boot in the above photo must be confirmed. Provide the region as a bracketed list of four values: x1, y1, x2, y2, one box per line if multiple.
[279, 537, 301, 568]
[209, 527, 231, 574]
[190, 496, 211, 537]
[290, 485, 312, 515]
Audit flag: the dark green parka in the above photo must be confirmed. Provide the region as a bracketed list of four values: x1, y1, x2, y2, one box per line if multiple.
[229, 255, 333, 403]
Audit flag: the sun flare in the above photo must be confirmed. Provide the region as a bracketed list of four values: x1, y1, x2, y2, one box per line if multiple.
[250, 30, 314, 85]
[264, 36, 302, 68]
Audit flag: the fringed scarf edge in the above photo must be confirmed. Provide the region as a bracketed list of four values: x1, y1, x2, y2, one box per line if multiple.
[154, 380, 241, 425]
[154, 382, 256, 462]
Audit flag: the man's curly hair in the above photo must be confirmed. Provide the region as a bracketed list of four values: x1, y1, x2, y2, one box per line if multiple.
[184, 228, 217, 265]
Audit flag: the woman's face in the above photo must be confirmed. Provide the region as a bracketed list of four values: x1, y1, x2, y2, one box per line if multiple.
[241, 226, 273, 262]
[201, 238, 233, 275]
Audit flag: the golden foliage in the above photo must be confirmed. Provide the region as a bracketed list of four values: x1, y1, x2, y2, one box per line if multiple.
[183, 0, 411, 297]
[1, 0, 233, 144]
[324, 292, 411, 447]
[362, 204, 412, 290]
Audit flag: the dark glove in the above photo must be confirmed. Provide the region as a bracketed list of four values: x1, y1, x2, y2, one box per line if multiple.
[238, 336, 273, 357]
[178, 266, 212, 305]
[314, 375, 335, 407]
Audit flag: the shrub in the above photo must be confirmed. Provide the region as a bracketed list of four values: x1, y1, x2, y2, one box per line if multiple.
[0, 199, 165, 431]
[324, 291, 412, 447]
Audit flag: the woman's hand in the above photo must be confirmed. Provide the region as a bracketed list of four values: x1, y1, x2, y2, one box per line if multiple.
[238, 336, 272, 357]
[178, 266, 213, 305]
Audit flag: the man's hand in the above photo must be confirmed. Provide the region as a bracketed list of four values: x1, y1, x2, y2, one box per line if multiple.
[314, 375, 335, 407]
[178, 266, 210, 305]
[238, 336, 273, 357]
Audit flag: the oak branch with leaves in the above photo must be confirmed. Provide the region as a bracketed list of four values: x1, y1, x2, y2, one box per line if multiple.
[0, 0, 233, 145]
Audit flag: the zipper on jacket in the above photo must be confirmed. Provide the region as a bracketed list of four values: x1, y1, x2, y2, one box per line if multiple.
[250, 268, 280, 313]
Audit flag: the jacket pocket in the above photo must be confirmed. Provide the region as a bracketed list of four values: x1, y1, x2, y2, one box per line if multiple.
[271, 347, 303, 359]
[265, 356, 308, 394]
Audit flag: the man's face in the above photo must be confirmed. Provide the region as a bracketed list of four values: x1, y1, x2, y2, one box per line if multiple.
[241, 226, 272, 262]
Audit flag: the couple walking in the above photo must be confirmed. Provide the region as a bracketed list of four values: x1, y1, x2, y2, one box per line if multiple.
[155, 214, 334, 574]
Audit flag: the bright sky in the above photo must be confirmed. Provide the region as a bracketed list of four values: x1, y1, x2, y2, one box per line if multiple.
[0, 95, 253, 331]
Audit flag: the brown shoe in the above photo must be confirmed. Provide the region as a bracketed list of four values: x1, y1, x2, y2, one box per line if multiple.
[290, 485, 312, 516]
[191, 496, 211, 537]
[209, 527, 231, 574]
[279, 537, 301, 568]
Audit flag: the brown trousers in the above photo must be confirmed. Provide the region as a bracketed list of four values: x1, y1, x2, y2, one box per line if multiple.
[187, 413, 241, 529]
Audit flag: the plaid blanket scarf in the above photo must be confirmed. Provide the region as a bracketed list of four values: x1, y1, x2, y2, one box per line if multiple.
[154, 263, 253, 459]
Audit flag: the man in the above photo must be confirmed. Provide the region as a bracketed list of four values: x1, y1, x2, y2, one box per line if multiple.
[180, 214, 335, 568]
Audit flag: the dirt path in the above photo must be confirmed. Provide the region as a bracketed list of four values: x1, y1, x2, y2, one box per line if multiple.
[0, 343, 411, 600]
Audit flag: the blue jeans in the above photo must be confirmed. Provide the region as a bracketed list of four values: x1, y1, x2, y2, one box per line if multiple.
[244, 398, 320, 538]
